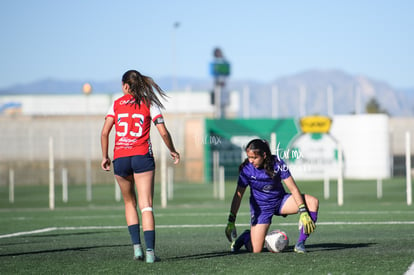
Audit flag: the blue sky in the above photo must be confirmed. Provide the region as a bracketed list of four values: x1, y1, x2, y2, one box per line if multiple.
[1, 0, 413, 89]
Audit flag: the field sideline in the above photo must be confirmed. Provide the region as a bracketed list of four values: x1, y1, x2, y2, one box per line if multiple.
[1, 179, 414, 274]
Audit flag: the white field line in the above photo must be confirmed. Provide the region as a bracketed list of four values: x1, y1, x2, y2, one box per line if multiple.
[7, 210, 414, 221]
[1, 221, 414, 239]
[405, 262, 414, 275]
[0, 227, 58, 239]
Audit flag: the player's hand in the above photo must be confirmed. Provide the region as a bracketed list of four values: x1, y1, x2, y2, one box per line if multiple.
[170, 151, 180, 164]
[101, 157, 111, 171]
[298, 204, 316, 234]
[225, 222, 237, 242]
[225, 213, 237, 242]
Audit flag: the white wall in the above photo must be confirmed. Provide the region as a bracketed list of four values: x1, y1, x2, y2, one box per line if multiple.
[330, 114, 391, 179]
[0, 95, 112, 116]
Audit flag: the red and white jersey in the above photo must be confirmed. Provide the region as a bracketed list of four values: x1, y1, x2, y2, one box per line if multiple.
[106, 94, 164, 160]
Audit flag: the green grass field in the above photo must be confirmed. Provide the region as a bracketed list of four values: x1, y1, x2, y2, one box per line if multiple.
[1, 178, 413, 274]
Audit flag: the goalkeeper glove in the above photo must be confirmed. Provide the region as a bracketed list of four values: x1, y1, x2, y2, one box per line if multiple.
[298, 204, 316, 234]
[225, 213, 237, 242]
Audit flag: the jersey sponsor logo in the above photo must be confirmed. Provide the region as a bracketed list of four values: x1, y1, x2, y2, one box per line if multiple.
[116, 137, 138, 147]
[119, 99, 136, 105]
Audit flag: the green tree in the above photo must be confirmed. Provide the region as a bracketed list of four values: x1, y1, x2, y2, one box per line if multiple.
[365, 97, 388, 114]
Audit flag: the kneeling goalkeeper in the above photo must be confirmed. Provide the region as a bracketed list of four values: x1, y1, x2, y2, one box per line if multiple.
[225, 139, 319, 253]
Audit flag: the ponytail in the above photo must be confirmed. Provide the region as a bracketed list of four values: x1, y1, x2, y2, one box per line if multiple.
[122, 70, 167, 108]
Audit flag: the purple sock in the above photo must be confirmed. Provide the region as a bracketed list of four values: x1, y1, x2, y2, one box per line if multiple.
[310, 211, 318, 222]
[297, 211, 318, 243]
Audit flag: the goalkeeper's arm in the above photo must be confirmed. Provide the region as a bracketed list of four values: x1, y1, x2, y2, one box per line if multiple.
[225, 212, 237, 242]
[225, 186, 246, 242]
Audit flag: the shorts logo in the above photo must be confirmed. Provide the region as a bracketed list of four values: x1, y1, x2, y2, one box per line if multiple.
[251, 214, 257, 225]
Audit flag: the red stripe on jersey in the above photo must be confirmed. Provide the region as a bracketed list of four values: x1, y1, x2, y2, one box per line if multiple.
[152, 114, 163, 122]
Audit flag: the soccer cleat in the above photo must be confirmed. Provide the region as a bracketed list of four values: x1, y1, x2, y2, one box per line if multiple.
[294, 241, 306, 254]
[133, 244, 144, 260]
[230, 241, 237, 252]
[145, 249, 160, 263]
[231, 230, 250, 252]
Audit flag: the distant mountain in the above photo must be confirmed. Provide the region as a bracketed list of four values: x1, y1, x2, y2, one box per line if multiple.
[0, 78, 121, 95]
[235, 69, 414, 117]
[0, 69, 412, 117]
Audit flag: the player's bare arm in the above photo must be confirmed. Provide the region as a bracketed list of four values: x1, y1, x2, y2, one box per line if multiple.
[100, 116, 114, 171]
[155, 123, 180, 164]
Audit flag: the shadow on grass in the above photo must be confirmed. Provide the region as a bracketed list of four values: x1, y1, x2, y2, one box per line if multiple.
[166, 250, 249, 261]
[281, 242, 376, 253]
[1, 242, 376, 259]
[166, 242, 376, 260]
[0, 244, 129, 257]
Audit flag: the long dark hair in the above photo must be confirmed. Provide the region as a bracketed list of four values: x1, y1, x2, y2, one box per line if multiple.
[239, 139, 275, 178]
[122, 70, 167, 108]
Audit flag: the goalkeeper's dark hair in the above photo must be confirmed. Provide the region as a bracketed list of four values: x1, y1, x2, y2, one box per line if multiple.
[239, 139, 275, 178]
[122, 69, 167, 108]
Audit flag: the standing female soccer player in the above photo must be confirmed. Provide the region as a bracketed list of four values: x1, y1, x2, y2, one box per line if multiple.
[101, 70, 180, 263]
[225, 139, 319, 253]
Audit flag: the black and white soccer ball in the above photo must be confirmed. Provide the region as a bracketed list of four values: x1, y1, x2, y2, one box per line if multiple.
[265, 229, 289, 253]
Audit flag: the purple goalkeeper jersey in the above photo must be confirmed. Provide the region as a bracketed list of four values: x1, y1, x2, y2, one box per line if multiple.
[238, 156, 291, 213]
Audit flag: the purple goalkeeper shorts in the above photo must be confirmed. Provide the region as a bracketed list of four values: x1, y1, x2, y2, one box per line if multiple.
[250, 194, 291, 225]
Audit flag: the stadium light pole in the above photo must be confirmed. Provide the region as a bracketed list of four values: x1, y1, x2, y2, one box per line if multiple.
[210, 47, 230, 119]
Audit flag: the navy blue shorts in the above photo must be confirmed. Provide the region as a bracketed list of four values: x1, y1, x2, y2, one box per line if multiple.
[113, 153, 155, 177]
